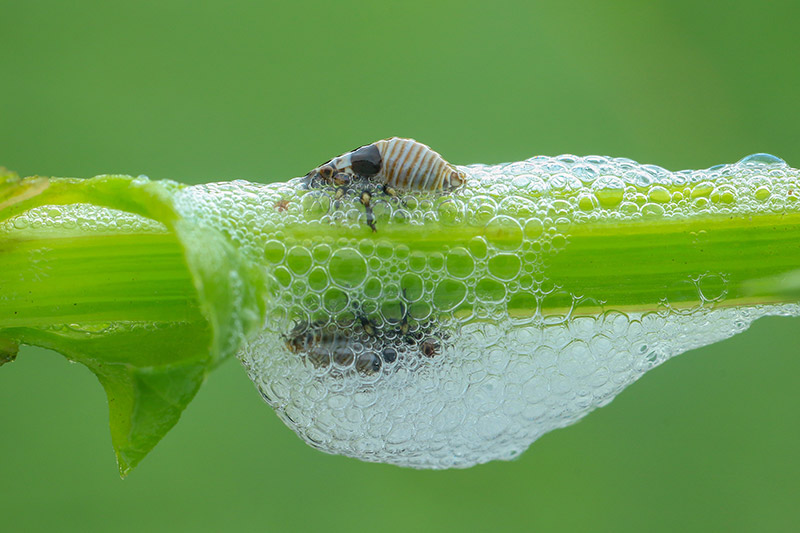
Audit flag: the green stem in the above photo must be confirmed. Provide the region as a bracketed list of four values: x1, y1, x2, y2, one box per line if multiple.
[279, 212, 800, 320]
[0, 231, 203, 328]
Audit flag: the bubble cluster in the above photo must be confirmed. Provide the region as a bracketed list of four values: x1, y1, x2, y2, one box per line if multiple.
[172, 153, 800, 468]
[0, 204, 166, 234]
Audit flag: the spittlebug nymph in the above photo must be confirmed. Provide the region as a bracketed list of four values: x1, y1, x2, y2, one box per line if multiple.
[284, 298, 447, 377]
[284, 317, 385, 376]
[308, 137, 465, 192]
[305, 137, 466, 231]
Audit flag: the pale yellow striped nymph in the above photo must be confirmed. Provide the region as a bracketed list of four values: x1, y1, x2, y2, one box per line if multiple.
[306, 137, 465, 192]
[305, 137, 465, 231]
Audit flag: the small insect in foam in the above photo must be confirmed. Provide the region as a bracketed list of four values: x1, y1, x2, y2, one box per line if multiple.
[285, 318, 383, 376]
[284, 297, 446, 377]
[305, 137, 466, 231]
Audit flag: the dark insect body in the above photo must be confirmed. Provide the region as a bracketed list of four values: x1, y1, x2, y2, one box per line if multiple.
[284, 299, 445, 376]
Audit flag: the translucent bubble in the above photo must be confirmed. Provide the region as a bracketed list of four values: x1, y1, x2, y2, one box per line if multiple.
[312, 243, 332, 264]
[698, 273, 727, 302]
[507, 292, 538, 323]
[307, 267, 330, 292]
[648, 186, 671, 203]
[322, 288, 348, 313]
[523, 218, 544, 239]
[358, 239, 375, 257]
[408, 251, 427, 272]
[286, 246, 313, 275]
[363, 278, 382, 298]
[376, 240, 394, 259]
[710, 185, 737, 205]
[329, 248, 367, 288]
[466, 196, 497, 225]
[499, 195, 537, 217]
[445, 247, 475, 279]
[12, 216, 30, 229]
[475, 278, 506, 303]
[593, 176, 625, 208]
[433, 279, 467, 311]
[754, 186, 772, 201]
[691, 181, 714, 199]
[641, 203, 665, 217]
[436, 198, 464, 226]
[428, 252, 445, 271]
[488, 254, 521, 281]
[400, 273, 424, 301]
[272, 267, 292, 287]
[737, 153, 786, 167]
[578, 194, 598, 211]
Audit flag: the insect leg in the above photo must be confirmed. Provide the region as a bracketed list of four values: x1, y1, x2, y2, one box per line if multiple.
[399, 289, 410, 337]
[360, 190, 377, 232]
[358, 313, 377, 337]
[381, 184, 407, 208]
[333, 186, 346, 208]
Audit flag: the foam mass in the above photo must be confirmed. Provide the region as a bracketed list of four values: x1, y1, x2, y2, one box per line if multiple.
[172, 153, 800, 468]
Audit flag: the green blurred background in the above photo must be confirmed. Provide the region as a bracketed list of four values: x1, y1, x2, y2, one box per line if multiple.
[2, 1, 799, 531]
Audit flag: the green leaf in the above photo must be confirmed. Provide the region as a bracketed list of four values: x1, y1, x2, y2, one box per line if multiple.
[0, 172, 266, 476]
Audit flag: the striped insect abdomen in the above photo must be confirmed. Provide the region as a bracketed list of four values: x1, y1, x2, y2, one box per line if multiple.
[374, 138, 464, 191]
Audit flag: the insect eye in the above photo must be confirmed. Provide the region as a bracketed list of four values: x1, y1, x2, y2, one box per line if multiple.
[350, 144, 382, 177]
